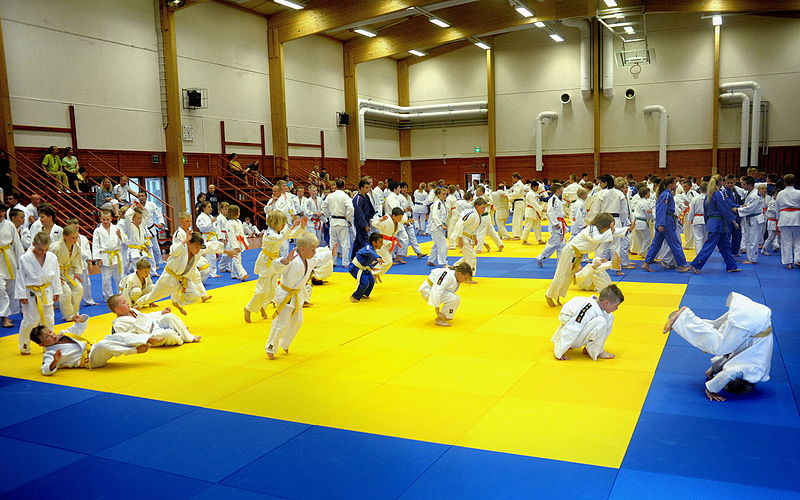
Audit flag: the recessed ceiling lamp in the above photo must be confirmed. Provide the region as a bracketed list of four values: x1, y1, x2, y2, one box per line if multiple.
[354, 28, 377, 38]
[470, 37, 491, 50]
[429, 17, 450, 28]
[603, 0, 618, 6]
[549, 33, 564, 42]
[534, 21, 546, 28]
[274, 0, 304, 10]
[624, 26, 635, 34]
[408, 49, 427, 57]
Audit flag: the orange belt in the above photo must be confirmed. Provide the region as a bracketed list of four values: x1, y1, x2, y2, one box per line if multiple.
[780, 208, 800, 212]
[557, 217, 567, 234]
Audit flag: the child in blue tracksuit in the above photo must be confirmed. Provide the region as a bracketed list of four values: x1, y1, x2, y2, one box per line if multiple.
[642, 177, 692, 273]
[690, 176, 741, 272]
[348, 232, 383, 302]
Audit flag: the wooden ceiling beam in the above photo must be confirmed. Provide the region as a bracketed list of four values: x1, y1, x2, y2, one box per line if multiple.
[269, 0, 453, 43]
[345, 0, 567, 64]
[642, 0, 800, 13]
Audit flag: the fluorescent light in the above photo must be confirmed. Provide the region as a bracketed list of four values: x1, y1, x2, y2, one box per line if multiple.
[608, 22, 634, 27]
[603, 0, 617, 6]
[624, 26, 635, 34]
[408, 49, 426, 56]
[474, 41, 490, 50]
[712, 15, 722, 26]
[549, 33, 564, 42]
[274, 0, 304, 10]
[515, 6, 534, 18]
[614, 13, 625, 19]
[534, 21, 545, 28]
[429, 18, 450, 28]
[354, 28, 377, 38]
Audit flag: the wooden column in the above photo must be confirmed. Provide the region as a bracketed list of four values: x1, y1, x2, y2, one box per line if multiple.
[592, 19, 601, 178]
[486, 39, 496, 187]
[0, 20, 17, 183]
[158, 0, 185, 213]
[397, 59, 412, 185]
[268, 27, 289, 177]
[344, 50, 361, 185]
[711, 25, 721, 175]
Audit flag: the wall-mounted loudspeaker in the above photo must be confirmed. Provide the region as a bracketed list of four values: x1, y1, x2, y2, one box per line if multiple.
[560, 93, 571, 104]
[337, 112, 350, 126]
[625, 88, 636, 100]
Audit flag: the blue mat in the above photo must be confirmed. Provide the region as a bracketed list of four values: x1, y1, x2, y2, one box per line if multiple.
[0, 378, 98, 429]
[0, 436, 86, 494]
[610, 469, 800, 500]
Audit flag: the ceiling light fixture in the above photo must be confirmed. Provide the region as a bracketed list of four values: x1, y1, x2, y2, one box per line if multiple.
[624, 26, 635, 34]
[603, 0, 618, 6]
[515, 6, 534, 18]
[712, 14, 723, 26]
[408, 49, 427, 56]
[429, 17, 450, 28]
[469, 37, 491, 50]
[354, 28, 377, 38]
[274, 0, 304, 10]
[549, 33, 564, 42]
[534, 21, 545, 28]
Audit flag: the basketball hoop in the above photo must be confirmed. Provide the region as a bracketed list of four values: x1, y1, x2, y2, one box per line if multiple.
[630, 62, 642, 77]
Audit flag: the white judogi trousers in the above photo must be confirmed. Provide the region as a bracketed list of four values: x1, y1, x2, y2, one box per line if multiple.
[427, 227, 448, 267]
[329, 225, 351, 267]
[741, 216, 764, 262]
[779, 226, 800, 265]
[494, 209, 510, 239]
[58, 277, 83, 320]
[537, 225, 565, 264]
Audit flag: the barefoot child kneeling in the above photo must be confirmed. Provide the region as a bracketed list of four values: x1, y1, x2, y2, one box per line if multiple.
[551, 284, 624, 360]
[30, 315, 155, 376]
[419, 262, 472, 327]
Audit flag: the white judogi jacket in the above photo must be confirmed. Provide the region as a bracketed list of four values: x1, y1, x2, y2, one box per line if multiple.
[216, 214, 229, 246]
[112, 308, 195, 344]
[49, 239, 84, 285]
[370, 186, 385, 217]
[738, 188, 764, 223]
[418, 267, 460, 309]
[120, 272, 154, 303]
[569, 225, 628, 256]
[16, 247, 62, 309]
[563, 182, 580, 203]
[508, 180, 525, 205]
[688, 194, 706, 226]
[122, 220, 151, 261]
[0, 219, 23, 280]
[322, 190, 354, 227]
[490, 189, 509, 211]
[413, 190, 429, 214]
[453, 209, 498, 244]
[633, 197, 654, 230]
[569, 199, 586, 234]
[672, 292, 773, 393]
[92, 224, 126, 271]
[524, 190, 545, 220]
[272, 252, 319, 314]
[575, 260, 612, 292]
[196, 213, 218, 242]
[28, 221, 62, 243]
[39, 317, 92, 375]
[253, 225, 304, 276]
[226, 219, 247, 252]
[303, 196, 325, 232]
[429, 198, 448, 231]
[551, 296, 614, 360]
[545, 196, 566, 233]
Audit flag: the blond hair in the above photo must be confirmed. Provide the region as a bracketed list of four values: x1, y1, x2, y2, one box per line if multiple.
[296, 231, 319, 250]
[266, 210, 287, 230]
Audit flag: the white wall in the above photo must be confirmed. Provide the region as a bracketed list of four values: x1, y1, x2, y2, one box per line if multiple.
[357, 58, 400, 159]
[284, 35, 346, 159]
[2, 0, 163, 151]
[175, 1, 270, 155]
[408, 46, 487, 159]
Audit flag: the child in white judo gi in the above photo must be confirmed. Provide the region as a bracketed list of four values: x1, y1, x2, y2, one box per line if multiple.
[92, 210, 126, 300]
[452, 197, 502, 283]
[551, 284, 624, 360]
[50, 225, 84, 322]
[121, 207, 154, 274]
[535, 184, 567, 268]
[137, 232, 207, 315]
[686, 184, 707, 251]
[120, 258, 156, 308]
[109, 294, 200, 346]
[16, 232, 62, 355]
[426, 188, 449, 268]
[265, 232, 320, 359]
[664, 292, 773, 402]
[418, 262, 473, 327]
[225, 204, 249, 280]
[521, 180, 546, 246]
[574, 258, 613, 293]
[371, 207, 405, 277]
[735, 176, 765, 264]
[631, 187, 654, 257]
[195, 201, 220, 278]
[30, 315, 154, 376]
[65, 218, 99, 306]
[244, 212, 306, 323]
[0, 207, 24, 328]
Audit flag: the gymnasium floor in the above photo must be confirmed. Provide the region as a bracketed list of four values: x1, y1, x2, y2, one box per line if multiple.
[0, 227, 798, 499]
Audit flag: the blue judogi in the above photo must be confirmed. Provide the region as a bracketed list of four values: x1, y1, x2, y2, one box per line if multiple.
[691, 190, 738, 270]
[352, 192, 376, 258]
[348, 244, 379, 300]
[644, 189, 688, 267]
[724, 186, 743, 255]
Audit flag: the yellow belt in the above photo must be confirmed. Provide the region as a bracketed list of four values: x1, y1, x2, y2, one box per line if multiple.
[462, 232, 477, 244]
[128, 244, 151, 258]
[197, 262, 209, 271]
[273, 283, 300, 319]
[62, 332, 93, 368]
[202, 232, 217, 240]
[426, 278, 434, 287]
[164, 266, 189, 299]
[26, 283, 51, 320]
[103, 249, 123, 274]
[59, 264, 78, 288]
[261, 249, 280, 261]
[753, 326, 772, 338]
[569, 246, 584, 284]
[0, 244, 13, 280]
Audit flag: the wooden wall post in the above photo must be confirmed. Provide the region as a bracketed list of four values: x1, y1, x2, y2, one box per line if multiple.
[486, 38, 496, 187]
[268, 27, 289, 177]
[158, 0, 186, 212]
[592, 18, 601, 178]
[0, 20, 17, 183]
[344, 50, 361, 185]
[397, 59, 412, 185]
[711, 24, 721, 175]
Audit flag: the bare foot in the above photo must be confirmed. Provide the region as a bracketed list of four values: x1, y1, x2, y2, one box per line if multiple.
[522, 241, 531, 245]
[173, 303, 187, 315]
[705, 388, 726, 402]
[201, 295, 212, 302]
[465, 279, 478, 284]
[20, 351, 30, 356]
[435, 318, 452, 327]
[705, 367, 715, 380]
[537, 260, 543, 268]
[192, 336, 202, 342]
[726, 268, 742, 273]
[555, 354, 570, 361]
[260, 308, 268, 319]
[484, 244, 490, 252]
[597, 351, 615, 359]
[545, 296, 557, 307]
[303, 301, 312, 308]
[742, 260, 756, 264]
[677, 265, 692, 273]
[616, 270, 624, 276]
[136, 344, 149, 353]
[148, 303, 158, 308]
[362, 295, 371, 300]
[244, 308, 251, 323]
[350, 296, 360, 303]
[2, 319, 13, 328]
[241, 275, 250, 280]
[641, 262, 654, 272]
[622, 264, 637, 269]
[663, 306, 688, 333]
[538, 240, 546, 245]
[498, 246, 504, 253]
[267, 352, 275, 360]
[283, 348, 289, 354]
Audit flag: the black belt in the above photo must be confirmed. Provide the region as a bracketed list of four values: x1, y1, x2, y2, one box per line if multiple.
[512, 199, 523, 203]
[331, 215, 346, 219]
[610, 213, 620, 217]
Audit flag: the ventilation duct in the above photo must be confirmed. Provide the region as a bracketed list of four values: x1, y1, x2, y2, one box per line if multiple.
[719, 93, 750, 168]
[720, 81, 761, 167]
[561, 18, 591, 100]
[643, 105, 668, 169]
[535, 111, 558, 172]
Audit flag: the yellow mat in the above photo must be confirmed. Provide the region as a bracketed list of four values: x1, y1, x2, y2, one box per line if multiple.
[0, 273, 685, 468]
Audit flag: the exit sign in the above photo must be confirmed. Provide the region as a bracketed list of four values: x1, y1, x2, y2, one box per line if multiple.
[474, 146, 481, 152]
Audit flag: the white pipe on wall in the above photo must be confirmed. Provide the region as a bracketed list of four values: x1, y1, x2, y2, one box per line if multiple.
[602, 27, 614, 99]
[720, 81, 761, 167]
[643, 105, 668, 169]
[720, 92, 750, 168]
[535, 111, 558, 172]
[561, 18, 591, 100]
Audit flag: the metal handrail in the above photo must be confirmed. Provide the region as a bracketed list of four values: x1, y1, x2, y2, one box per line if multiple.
[212, 173, 265, 227]
[82, 150, 175, 226]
